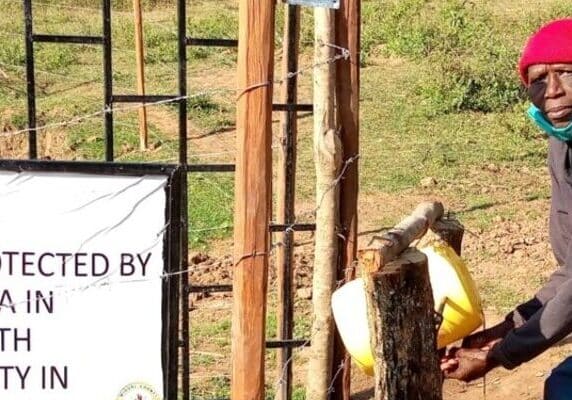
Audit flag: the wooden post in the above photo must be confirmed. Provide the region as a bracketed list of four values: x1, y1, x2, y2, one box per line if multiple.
[362, 249, 442, 400]
[307, 7, 341, 400]
[133, 0, 148, 150]
[417, 214, 465, 256]
[332, 0, 360, 397]
[431, 217, 465, 256]
[231, 1, 275, 400]
[275, 4, 301, 400]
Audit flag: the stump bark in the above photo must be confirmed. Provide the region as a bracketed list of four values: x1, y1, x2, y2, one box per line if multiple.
[364, 249, 442, 400]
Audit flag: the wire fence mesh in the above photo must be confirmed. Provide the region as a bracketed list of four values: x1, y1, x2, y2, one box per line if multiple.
[0, 1, 350, 399]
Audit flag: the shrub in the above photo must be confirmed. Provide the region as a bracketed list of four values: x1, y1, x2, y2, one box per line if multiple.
[366, 0, 572, 114]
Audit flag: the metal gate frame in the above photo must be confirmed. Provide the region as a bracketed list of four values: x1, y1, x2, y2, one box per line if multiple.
[18, 1, 316, 399]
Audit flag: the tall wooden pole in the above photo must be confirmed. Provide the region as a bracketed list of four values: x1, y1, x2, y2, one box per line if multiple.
[307, 7, 341, 400]
[133, 0, 148, 150]
[231, 1, 275, 400]
[332, 0, 360, 398]
[275, 4, 301, 400]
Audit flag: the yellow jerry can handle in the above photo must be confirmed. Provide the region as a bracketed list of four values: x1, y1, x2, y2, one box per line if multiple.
[331, 243, 483, 376]
[423, 243, 483, 349]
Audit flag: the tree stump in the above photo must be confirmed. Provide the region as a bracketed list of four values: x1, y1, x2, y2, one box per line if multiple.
[364, 248, 442, 400]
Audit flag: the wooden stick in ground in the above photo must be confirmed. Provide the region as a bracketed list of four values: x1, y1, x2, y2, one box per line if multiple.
[231, 1, 275, 400]
[275, 4, 300, 400]
[362, 201, 444, 273]
[306, 7, 341, 400]
[132, 0, 148, 150]
[432, 217, 465, 256]
[363, 249, 442, 400]
[332, 0, 360, 398]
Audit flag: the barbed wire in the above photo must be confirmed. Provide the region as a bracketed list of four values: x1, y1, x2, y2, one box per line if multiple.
[0, 146, 355, 308]
[198, 151, 360, 395]
[1, 32, 358, 398]
[192, 292, 351, 398]
[0, 43, 348, 141]
[0, 148, 358, 400]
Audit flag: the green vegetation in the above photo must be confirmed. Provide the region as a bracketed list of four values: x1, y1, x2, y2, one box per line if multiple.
[365, 0, 572, 113]
[191, 376, 231, 400]
[0, 0, 563, 282]
[1, 3, 570, 395]
[188, 173, 234, 248]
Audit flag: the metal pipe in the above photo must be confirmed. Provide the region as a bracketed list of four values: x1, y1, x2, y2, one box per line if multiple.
[32, 34, 104, 44]
[276, 5, 301, 400]
[177, 2, 190, 400]
[270, 223, 315, 232]
[23, 0, 37, 159]
[188, 284, 233, 294]
[186, 164, 235, 173]
[102, 0, 113, 161]
[266, 339, 310, 349]
[185, 38, 238, 47]
[272, 103, 313, 112]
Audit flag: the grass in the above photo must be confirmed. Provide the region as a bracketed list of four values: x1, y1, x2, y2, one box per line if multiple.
[2, 0, 570, 397]
[190, 296, 313, 397]
[188, 173, 234, 248]
[479, 280, 526, 313]
[0, 0, 238, 246]
[191, 376, 231, 400]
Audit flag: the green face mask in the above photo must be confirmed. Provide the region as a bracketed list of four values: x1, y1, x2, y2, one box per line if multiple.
[527, 104, 572, 142]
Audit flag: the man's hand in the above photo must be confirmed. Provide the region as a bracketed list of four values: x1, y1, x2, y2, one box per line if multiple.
[441, 348, 499, 382]
[462, 320, 514, 349]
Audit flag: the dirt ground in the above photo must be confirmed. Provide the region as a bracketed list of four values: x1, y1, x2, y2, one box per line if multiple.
[349, 310, 572, 400]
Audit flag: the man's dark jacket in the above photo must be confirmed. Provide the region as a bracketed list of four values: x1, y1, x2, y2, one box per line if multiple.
[493, 137, 572, 368]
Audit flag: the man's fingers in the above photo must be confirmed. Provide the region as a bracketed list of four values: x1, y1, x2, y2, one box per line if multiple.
[444, 366, 473, 383]
[440, 359, 458, 372]
[443, 369, 464, 380]
[446, 346, 460, 357]
[456, 348, 480, 358]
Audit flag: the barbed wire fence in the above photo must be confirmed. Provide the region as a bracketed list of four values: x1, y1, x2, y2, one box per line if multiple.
[0, 146, 358, 398]
[0, 1, 355, 397]
[0, 0, 548, 398]
[1, 2, 542, 399]
[0, 154, 357, 400]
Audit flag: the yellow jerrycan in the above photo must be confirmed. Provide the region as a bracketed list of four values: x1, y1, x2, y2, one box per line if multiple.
[331, 243, 483, 376]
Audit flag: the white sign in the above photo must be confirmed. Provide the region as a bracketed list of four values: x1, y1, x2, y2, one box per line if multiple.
[287, 0, 340, 9]
[0, 169, 170, 399]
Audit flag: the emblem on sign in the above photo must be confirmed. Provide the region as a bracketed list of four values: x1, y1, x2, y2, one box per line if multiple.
[117, 382, 161, 400]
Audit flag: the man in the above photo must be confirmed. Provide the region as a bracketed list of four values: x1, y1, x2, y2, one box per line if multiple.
[441, 19, 572, 399]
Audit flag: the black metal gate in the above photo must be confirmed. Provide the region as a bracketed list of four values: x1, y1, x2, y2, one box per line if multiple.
[20, 1, 237, 398]
[15, 1, 316, 398]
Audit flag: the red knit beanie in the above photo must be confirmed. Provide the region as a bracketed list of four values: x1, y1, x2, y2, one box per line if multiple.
[519, 18, 572, 86]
